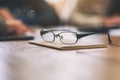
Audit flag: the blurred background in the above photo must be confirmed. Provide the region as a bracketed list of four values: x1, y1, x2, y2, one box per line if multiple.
[1, 0, 120, 80]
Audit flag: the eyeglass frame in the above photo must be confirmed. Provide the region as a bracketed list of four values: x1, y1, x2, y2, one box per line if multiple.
[40, 29, 112, 45]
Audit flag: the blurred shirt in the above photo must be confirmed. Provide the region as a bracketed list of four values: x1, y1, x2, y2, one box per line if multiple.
[0, 0, 60, 26]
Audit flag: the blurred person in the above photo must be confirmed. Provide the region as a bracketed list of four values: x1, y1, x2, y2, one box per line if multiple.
[0, 8, 30, 36]
[68, 0, 111, 28]
[0, 0, 61, 36]
[53, 0, 120, 30]
[0, 0, 60, 26]
[103, 0, 120, 27]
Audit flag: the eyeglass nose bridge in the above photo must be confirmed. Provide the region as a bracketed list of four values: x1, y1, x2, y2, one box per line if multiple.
[55, 34, 59, 38]
[54, 34, 64, 42]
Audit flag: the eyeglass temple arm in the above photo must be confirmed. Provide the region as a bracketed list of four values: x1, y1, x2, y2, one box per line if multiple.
[107, 32, 112, 44]
[77, 32, 112, 44]
[40, 30, 50, 35]
[77, 33, 96, 39]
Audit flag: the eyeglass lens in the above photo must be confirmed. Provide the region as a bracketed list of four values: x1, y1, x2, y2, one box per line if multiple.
[41, 30, 78, 44]
[59, 32, 77, 44]
[41, 31, 55, 42]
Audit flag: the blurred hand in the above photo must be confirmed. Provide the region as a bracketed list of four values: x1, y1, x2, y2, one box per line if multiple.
[0, 8, 32, 36]
[6, 20, 31, 35]
[0, 8, 15, 20]
[103, 16, 120, 27]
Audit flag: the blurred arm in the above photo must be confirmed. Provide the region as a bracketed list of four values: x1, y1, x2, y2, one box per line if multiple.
[69, 11, 104, 28]
[0, 8, 31, 36]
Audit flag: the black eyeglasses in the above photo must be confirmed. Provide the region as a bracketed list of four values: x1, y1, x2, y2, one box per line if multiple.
[40, 29, 112, 45]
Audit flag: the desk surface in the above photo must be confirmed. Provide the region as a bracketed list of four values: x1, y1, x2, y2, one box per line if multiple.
[1, 29, 120, 80]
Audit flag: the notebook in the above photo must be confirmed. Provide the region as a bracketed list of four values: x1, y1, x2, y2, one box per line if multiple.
[29, 34, 108, 50]
[29, 41, 108, 50]
[29, 27, 109, 50]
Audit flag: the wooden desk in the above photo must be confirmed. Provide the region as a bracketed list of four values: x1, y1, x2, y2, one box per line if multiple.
[1, 29, 120, 80]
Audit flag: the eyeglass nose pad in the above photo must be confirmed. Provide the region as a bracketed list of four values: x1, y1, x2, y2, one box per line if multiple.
[55, 34, 59, 38]
[59, 36, 63, 39]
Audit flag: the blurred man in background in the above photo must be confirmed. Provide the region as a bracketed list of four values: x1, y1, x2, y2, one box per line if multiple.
[0, 0, 60, 36]
[0, 8, 30, 36]
[50, 0, 120, 29]
[69, 0, 120, 28]
[0, 0, 60, 26]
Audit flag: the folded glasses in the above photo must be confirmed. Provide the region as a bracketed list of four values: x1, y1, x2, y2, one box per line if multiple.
[40, 29, 112, 45]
